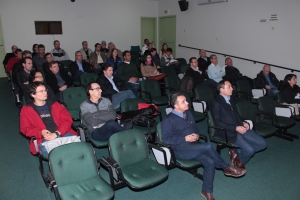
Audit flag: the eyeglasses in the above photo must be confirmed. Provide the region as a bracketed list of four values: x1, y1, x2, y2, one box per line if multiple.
[90, 87, 101, 91]
[36, 89, 48, 93]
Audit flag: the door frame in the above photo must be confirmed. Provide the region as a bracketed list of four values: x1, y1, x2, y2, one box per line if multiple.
[140, 17, 157, 48]
[159, 15, 176, 57]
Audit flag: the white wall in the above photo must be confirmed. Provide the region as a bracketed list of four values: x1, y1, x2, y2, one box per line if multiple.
[0, 0, 158, 60]
[158, 0, 300, 80]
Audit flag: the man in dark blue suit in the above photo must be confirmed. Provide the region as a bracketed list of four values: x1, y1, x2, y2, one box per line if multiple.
[210, 80, 267, 169]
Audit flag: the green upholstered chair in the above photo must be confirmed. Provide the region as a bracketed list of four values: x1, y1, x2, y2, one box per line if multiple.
[60, 60, 73, 72]
[160, 65, 177, 77]
[176, 58, 187, 66]
[235, 79, 252, 102]
[194, 86, 215, 113]
[207, 111, 239, 154]
[104, 129, 168, 190]
[180, 64, 189, 73]
[154, 122, 204, 180]
[80, 73, 99, 87]
[62, 87, 87, 121]
[257, 96, 297, 141]
[48, 142, 114, 200]
[140, 79, 168, 106]
[164, 75, 181, 94]
[236, 100, 276, 137]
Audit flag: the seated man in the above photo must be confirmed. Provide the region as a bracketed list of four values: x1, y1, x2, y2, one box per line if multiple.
[80, 81, 126, 141]
[210, 80, 267, 169]
[185, 57, 217, 96]
[207, 54, 225, 83]
[46, 61, 73, 101]
[162, 91, 246, 200]
[50, 40, 70, 61]
[3, 45, 18, 72]
[89, 43, 107, 72]
[160, 48, 180, 74]
[97, 63, 136, 109]
[20, 82, 77, 155]
[143, 42, 154, 56]
[107, 42, 123, 59]
[42, 53, 65, 75]
[69, 51, 92, 82]
[6, 48, 22, 76]
[32, 44, 46, 72]
[256, 64, 280, 96]
[79, 41, 93, 62]
[141, 39, 149, 54]
[117, 51, 142, 95]
[197, 49, 211, 74]
[16, 57, 34, 99]
[100, 40, 109, 54]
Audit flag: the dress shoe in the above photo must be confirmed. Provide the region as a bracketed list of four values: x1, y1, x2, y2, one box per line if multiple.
[236, 157, 245, 169]
[201, 190, 215, 200]
[223, 164, 246, 177]
[229, 148, 237, 166]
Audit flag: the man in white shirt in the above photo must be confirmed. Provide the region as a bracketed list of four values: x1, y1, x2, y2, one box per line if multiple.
[142, 39, 149, 54]
[207, 54, 225, 83]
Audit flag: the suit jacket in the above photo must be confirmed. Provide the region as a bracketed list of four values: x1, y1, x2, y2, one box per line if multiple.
[45, 70, 73, 94]
[69, 60, 92, 78]
[223, 65, 242, 84]
[210, 95, 244, 143]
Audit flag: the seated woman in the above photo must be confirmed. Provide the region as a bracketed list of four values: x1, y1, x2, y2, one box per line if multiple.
[20, 82, 77, 156]
[97, 63, 136, 109]
[282, 74, 300, 115]
[24, 70, 57, 104]
[141, 53, 165, 81]
[159, 43, 168, 58]
[106, 48, 122, 77]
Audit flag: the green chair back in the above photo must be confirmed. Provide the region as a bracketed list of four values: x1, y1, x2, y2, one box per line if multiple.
[140, 79, 162, 99]
[60, 60, 73, 72]
[176, 58, 187, 66]
[194, 86, 214, 105]
[236, 79, 252, 99]
[161, 66, 177, 77]
[156, 122, 163, 142]
[236, 100, 257, 122]
[80, 73, 99, 87]
[120, 98, 146, 112]
[180, 64, 189, 73]
[257, 96, 276, 122]
[108, 129, 148, 168]
[164, 75, 182, 93]
[276, 92, 285, 104]
[62, 87, 87, 120]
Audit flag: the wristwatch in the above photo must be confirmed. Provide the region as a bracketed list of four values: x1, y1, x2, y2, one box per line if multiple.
[54, 131, 60, 138]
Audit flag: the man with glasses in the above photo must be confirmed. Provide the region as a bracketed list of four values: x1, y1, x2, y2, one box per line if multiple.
[80, 81, 126, 141]
[210, 80, 267, 170]
[162, 91, 246, 200]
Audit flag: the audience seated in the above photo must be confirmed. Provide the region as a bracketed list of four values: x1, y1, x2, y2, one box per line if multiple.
[150, 48, 161, 68]
[159, 43, 168, 58]
[143, 43, 154, 56]
[79, 41, 93, 62]
[32, 44, 46, 72]
[256, 64, 280, 97]
[50, 40, 70, 61]
[46, 61, 73, 101]
[20, 82, 77, 155]
[140, 53, 162, 78]
[70, 51, 92, 82]
[197, 49, 211, 77]
[3, 45, 18, 69]
[80, 81, 126, 141]
[207, 54, 225, 83]
[142, 39, 150, 54]
[281, 74, 300, 115]
[89, 43, 107, 73]
[210, 80, 267, 170]
[160, 48, 180, 74]
[24, 71, 57, 104]
[32, 44, 39, 57]
[42, 53, 65, 75]
[6, 48, 22, 76]
[16, 57, 35, 99]
[185, 57, 217, 96]
[100, 40, 109, 54]
[107, 42, 123, 59]
[117, 51, 141, 95]
[162, 91, 246, 200]
[97, 63, 136, 109]
[106, 48, 122, 77]
[12, 51, 37, 84]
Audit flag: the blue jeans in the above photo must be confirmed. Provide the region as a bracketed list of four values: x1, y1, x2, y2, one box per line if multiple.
[74, 70, 84, 83]
[112, 90, 136, 109]
[233, 130, 267, 164]
[172, 142, 229, 193]
[39, 133, 74, 156]
[91, 120, 126, 141]
[125, 81, 140, 96]
[267, 88, 280, 97]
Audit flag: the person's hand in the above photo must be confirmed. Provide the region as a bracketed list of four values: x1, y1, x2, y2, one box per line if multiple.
[243, 122, 250, 130]
[265, 85, 271, 89]
[236, 126, 247, 134]
[59, 85, 67, 91]
[41, 129, 50, 138]
[154, 70, 159, 75]
[185, 133, 199, 142]
[129, 77, 138, 82]
[43, 132, 57, 141]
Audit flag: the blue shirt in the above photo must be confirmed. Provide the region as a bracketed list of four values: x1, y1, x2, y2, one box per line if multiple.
[207, 63, 226, 82]
[221, 95, 231, 105]
[171, 109, 187, 119]
[264, 74, 276, 88]
[76, 61, 84, 72]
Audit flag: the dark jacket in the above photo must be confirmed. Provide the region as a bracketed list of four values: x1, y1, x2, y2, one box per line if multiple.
[12, 61, 38, 82]
[185, 66, 206, 88]
[210, 95, 244, 143]
[197, 57, 211, 73]
[282, 86, 300, 104]
[3, 52, 15, 65]
[16, 70, 32, 96]
[43, 61, 65, 75]
[45, 70, 73, 94]
[117, 62, 142, 82]
[69, 60, 92, 78]
[255, 71, 279, 89]
[223, 66, 242, 85]
[96, 74, 127, 101]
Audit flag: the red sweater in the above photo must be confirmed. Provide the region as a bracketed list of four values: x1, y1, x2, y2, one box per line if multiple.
[6, 57, 21, 73]
[20, 101, 77, 154]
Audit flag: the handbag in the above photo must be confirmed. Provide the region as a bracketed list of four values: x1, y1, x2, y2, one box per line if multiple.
[42, 136, 81, 153]
[138, 103, 159, 116]
[147, 73, 166, 81]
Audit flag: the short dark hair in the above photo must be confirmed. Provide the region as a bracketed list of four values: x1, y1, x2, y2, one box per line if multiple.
[217, 80, 229, 92]
[28, 81, 44, 96]
[166, 48, 172, 53]
[95, 43, 100, 48]
[170, 91, 185, 108]
[32, 44, 38, 52]
[149, 48, 157, 53]
[22, 57, 32, 64]
[49, 61, 59, 68]
[53, 40, 59, 45]
[189, 57, 197, 64]
[144, 39, 149, 42]
[86, 81, 99, 96]
[102, 63, 113, 71]
[44, 52, 51, 59]
[123, 50, 130, 58]
[29, 70, 43, 83]
[22, 50, 32, 57]
[82, 41, 87, 45]
[14, 48, 22, 55]
[38, 44, 45, 49]
[210, 54, 216, 60]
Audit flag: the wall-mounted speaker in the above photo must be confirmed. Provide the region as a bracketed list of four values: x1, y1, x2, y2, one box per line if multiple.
[178, 1, 189, 11]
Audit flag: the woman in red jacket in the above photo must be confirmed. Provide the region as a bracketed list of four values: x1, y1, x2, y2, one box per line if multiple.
[20, 82, 77, 155]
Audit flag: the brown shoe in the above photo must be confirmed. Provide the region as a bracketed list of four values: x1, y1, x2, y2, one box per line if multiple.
[236, 157, 245, 169]
[201, 190, 215, 200]
[224, 164, 246, 177]
[229, 148, 237, 166]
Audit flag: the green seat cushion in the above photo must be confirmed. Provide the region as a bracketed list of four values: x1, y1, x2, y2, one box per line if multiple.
[254, 123, 276, 137]
[58, 175, 114, 200]
[69, 109, 80, 120]
[276, 116, 295, 127]
[190, 111, 206, 123]
[176, 159, 202, 168]
[122, 159, 168, 189]
[151, 96, 168, 105]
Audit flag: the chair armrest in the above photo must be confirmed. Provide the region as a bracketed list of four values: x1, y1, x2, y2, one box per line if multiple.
[256, 111, 277, 125]
[244, 120, 253, 130]
[199, 134, 208, 142]
[192, 101, 206, 113]
[149, 143, 170, 166]
[76, 125, 86, 142]
[31, 136, 39, 154]
[276, 105, 294, 117]
[208, 125, 229, 144]
[139, 90, 153, 103]
[252, 89, 265, 99]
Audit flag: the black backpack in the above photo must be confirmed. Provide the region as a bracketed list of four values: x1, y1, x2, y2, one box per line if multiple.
[180, 75, 194, 95]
